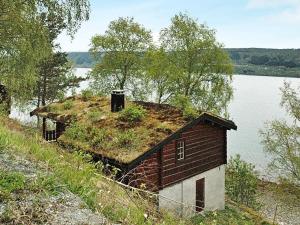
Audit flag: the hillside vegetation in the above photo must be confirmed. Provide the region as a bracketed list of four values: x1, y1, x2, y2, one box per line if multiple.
[0, 117, 271, 225]
[68, 49, 300, 77]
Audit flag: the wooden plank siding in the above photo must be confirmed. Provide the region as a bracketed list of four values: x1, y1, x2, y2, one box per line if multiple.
[161, 122, 226, 188]
[127, 121, 227, 191]
[126, 152, 161, 192]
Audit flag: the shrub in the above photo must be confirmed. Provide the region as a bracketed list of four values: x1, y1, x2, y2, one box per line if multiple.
[81, 89, 93, 101]
[64, 122, 88, 142]
[63, 100, 73, 110]
[225, 154, 259, 208]
[183, 106, 199, 120]
[90, 128, 110, 148]
[119, 105, 146, 123]
[57, 91, 65, 102]
[171, 94, 199, 120]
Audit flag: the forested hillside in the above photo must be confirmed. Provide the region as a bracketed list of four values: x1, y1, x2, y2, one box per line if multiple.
[227, 48, 300, 77]
[68, 48, 300, 77]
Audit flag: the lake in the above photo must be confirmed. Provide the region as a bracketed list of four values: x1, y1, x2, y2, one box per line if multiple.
[10, 68, 300, 175]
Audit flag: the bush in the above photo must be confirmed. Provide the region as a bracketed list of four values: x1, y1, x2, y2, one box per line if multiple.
[171, 94, 199, 120]
[90, 128, 110, 149]
[63, 100, 73, 110]
[64, 122, 88, 142]
[183, 106, 199, 120]
[226, 154, 259, 208]
[119, 105, 146, 123]
[81, 89, 93, 101]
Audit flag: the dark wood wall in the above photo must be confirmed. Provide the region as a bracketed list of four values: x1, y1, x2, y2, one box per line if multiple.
[161, 122, 226, 188]
[126, 151, 161, 192]
[128, 121, 227, 191]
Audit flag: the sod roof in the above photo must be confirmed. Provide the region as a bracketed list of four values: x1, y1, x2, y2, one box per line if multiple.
[30, 95, 236, 164]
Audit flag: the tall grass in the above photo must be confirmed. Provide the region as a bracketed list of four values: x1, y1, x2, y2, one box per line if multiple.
[0, 118, 271, 225]
[0, 118, 183, 224]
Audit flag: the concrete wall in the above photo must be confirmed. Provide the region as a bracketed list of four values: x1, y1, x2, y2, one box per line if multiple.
[159, 165, 225, 216]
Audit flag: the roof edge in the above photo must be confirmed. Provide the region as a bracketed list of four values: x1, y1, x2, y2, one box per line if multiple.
[126, 113, 237, 171]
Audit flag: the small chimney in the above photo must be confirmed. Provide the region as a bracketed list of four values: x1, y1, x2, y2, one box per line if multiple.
[111, 90, 125, 112]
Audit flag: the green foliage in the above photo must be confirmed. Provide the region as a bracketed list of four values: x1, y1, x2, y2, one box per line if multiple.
[32, 175, 63, 196]
[0, 117, 270, 225]
[57, 91, 65, 102]
[0, 0, 90, 103]
[63, 100, 74, 110]
[183, 106, 199, 120]
[227, 48, 300, 77]
[81, 89, 94, 101]
[171, 94, 199, 120]
[190, 205, 271, 225]
[64, 122, 89, 142]
[90, 128, 110, 148]
[0, 171, 25, 201]
[260, 82, 300, 184]
[226, 155, 259, 208]
[90, 17, 152, 94]
[143, 47, 175, 104]
[160, 13, 233, 116]
[87, 110, 102, 123]
[119, 105, 146, 123]
[116, 130, 136, 148]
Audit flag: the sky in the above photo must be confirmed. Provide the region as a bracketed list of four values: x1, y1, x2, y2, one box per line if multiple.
[57, 0, 300, 52]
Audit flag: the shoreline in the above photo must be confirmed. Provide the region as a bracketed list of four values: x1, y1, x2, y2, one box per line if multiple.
[73, 67, 300, 79]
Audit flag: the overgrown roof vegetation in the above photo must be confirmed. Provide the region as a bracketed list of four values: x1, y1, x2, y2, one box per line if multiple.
[32, 94, 190, 163]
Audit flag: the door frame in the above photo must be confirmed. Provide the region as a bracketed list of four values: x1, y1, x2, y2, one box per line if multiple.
[195, 178, 205, 212]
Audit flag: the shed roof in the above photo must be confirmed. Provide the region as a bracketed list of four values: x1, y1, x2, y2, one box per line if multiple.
[30, 95, 237, 165]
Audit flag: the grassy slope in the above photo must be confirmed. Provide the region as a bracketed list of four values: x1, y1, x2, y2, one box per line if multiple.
[0, 117, 271, 225]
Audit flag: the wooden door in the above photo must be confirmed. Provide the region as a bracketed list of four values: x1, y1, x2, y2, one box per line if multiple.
[196, 178, 205, 212]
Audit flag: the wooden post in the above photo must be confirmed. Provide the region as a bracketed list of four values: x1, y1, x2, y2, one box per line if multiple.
[42, 118, 46, 139]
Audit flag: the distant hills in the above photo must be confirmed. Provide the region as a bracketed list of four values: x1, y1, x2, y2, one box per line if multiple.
[68, 48, 300, 77]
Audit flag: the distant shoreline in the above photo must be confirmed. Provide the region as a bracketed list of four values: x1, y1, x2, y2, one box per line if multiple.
[73, 67, 300, 79]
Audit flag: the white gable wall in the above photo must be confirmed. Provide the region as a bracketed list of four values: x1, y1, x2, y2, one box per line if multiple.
[158, 165, 225, 217]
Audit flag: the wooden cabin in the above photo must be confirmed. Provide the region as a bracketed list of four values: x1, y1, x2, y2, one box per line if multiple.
[30, 91, 237, 215]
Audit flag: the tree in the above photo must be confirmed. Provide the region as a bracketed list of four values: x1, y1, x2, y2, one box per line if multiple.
[226, 155, 259, 208]
[0, 0, 90, 102]
[160, 13, 233, 116]
[90, 17, 152, 95]
[143, 47, 175, 104]
[260, 82, 300, 184]
[35, 6, 83, 108]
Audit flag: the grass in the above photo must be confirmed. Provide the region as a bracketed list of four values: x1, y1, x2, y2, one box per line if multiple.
[0, 117, 184, 224]
[191, 203, 270, 225]
[31, 95, 186, 163]
[0, 117, 272, 225]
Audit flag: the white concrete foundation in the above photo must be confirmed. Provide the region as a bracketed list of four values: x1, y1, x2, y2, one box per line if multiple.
[159, 165, 225, 216]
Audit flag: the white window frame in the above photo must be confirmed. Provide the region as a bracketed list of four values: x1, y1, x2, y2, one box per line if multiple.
[176, 140, 185, 161]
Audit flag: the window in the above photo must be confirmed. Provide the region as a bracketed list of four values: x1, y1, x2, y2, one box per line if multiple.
[176, 140, 185, 161]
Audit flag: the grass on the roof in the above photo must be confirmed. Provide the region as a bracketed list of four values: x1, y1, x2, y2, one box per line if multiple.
[38, 95, 189, 164]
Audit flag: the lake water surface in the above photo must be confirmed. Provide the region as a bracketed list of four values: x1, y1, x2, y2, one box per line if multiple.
[10, 68, 300, 175]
